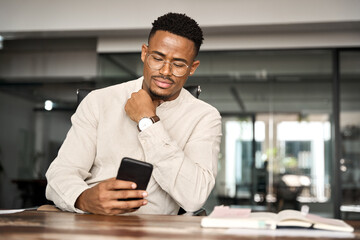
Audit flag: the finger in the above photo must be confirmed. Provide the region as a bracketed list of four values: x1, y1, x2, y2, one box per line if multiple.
[111, 198, 148, 210]
[114, 190, 148, 200]
[107, 179, 137, 191]
[100, 177, 117, 187]
[131, 91, 141, 100]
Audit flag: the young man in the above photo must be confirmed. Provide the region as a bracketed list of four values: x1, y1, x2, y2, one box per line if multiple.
[46, 12, 222, 215]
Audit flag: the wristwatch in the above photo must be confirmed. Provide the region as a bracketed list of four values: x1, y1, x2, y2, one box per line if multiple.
[137, 115, 160, 132]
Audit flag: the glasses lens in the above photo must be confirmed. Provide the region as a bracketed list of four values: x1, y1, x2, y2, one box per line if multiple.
[147, 54, 164, 70]
[147, 54, 188, 77]
[171, 62, 188, 77]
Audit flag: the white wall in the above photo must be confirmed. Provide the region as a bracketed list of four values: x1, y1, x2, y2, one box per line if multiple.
[1, 0, 360, 32]
[1, 0, 360, 51]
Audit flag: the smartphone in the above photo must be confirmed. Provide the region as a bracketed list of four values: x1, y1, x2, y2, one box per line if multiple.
[116, 157, 153, 192]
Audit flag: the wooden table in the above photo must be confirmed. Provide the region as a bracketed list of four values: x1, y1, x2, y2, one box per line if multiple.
[1, 210, 360, 239]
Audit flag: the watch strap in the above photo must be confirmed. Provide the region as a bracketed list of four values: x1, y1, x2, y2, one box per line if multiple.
[150, 115, 160, 124]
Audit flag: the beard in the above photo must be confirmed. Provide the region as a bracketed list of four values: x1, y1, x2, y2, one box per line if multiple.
[148, 75, 175, 101]
[149, 87, 172, 101]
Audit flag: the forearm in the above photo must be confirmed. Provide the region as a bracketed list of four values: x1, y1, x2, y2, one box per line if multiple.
[139, 119, 221, 211]
[45, 95, 98, 212]
[45, 165, 90, 213]
[151, 149, 215, 210]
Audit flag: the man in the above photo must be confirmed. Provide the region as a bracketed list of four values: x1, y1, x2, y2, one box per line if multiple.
[46, 12, 222, 215]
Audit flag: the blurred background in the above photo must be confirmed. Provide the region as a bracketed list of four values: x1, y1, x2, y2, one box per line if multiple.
[0, 0, 359, 219]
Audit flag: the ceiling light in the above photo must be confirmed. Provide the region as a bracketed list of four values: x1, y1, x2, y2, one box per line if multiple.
[44, 100, 53, 111]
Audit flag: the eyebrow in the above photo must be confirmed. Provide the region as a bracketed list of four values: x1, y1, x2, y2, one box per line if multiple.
[151, 50, 189, 64]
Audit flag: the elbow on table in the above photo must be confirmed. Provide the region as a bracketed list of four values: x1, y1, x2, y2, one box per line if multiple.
[179, 181, 215, 212]
[181, 201, 205, 213]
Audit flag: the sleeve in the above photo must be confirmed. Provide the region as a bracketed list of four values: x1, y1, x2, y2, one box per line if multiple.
[45, 93, 99, 213]
[138, 109, 222, 212]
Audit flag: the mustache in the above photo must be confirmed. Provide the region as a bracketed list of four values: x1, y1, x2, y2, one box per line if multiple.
[152, 75, 175, 83]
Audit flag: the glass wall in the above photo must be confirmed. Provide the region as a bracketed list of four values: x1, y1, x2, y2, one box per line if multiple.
[192, 50, 334, 215]
[340, 50, 360, 220]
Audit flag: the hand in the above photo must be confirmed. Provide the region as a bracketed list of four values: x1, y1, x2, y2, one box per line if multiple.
[125, 89, 160, 123]
[75, 178, 148, 215]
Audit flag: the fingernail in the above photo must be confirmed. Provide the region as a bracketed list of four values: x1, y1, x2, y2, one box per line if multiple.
[132, 183, 137, 189]
[143, 200, 148, 205]
[142, 192, 148, 197]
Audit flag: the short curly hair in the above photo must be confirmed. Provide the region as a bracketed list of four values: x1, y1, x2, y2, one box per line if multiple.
[148, 12, 204, 57]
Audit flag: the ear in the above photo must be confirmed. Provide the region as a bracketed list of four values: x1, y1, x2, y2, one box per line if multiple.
[189, 60, 200, 76]
[141, 44, 148, 63]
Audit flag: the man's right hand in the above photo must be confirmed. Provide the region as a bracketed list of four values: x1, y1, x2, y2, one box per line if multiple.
[75, 177, 148, 215]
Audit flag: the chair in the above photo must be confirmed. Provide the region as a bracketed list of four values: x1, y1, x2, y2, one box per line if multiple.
[76, 88, 92, 105]
[76, 85, 206, 216]
[184, 85, 201, 99]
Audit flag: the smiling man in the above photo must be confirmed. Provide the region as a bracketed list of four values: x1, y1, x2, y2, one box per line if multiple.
[45, 12, 222, 215]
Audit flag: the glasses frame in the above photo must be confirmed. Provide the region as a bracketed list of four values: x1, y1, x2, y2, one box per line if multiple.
[146, 53, 190, 77]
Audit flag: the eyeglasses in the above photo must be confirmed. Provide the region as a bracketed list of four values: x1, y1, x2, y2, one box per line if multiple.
[146, 53, 190, 77]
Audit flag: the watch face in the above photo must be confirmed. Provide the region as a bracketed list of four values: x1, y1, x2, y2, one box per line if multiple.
[139, 118, 153, 131]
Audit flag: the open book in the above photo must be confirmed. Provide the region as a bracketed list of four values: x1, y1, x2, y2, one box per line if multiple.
[201, 206, 354, 232]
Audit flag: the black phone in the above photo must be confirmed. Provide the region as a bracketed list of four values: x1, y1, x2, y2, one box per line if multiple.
[116, 157, 153, 191]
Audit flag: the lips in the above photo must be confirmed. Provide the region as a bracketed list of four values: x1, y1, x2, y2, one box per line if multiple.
[153, 77, 173, 89]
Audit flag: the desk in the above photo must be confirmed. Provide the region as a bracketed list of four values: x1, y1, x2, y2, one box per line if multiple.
[1, 210, 360, 239]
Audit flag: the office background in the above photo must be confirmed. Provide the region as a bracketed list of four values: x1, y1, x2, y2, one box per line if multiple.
[0, 0, 359, 219]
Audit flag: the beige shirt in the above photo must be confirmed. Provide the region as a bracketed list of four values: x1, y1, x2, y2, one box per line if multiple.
[45, 77, 222, 215]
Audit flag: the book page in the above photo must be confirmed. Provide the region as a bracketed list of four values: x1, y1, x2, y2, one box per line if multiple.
[0, 209, 26, 214]
[201, 206, 276, 229]
[276, 210, 312, 228]
[307, 214, 354, 232]
[202, 206, 354, 232]
[227, 228, 355, 238]
[276, 210, 308, 221]
[275, 210, 354, 232]
[307, 213, 343, 226]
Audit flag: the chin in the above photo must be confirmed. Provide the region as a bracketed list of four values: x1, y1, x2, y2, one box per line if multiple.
[149, 88, 172, 100]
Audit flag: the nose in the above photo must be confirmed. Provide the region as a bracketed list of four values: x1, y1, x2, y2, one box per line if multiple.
[159, 61, 172, 76]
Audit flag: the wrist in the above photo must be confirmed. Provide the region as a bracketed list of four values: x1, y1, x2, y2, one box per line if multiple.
[137, 115, 160, 132]
[136, 111, 156, 123]
[75, 190, 87, 211]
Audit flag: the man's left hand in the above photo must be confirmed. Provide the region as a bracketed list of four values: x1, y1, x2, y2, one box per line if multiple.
[125, 89, 159, 123]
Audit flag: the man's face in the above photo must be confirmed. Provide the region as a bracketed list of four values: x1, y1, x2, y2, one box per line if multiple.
[141, 30, 200, 101]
